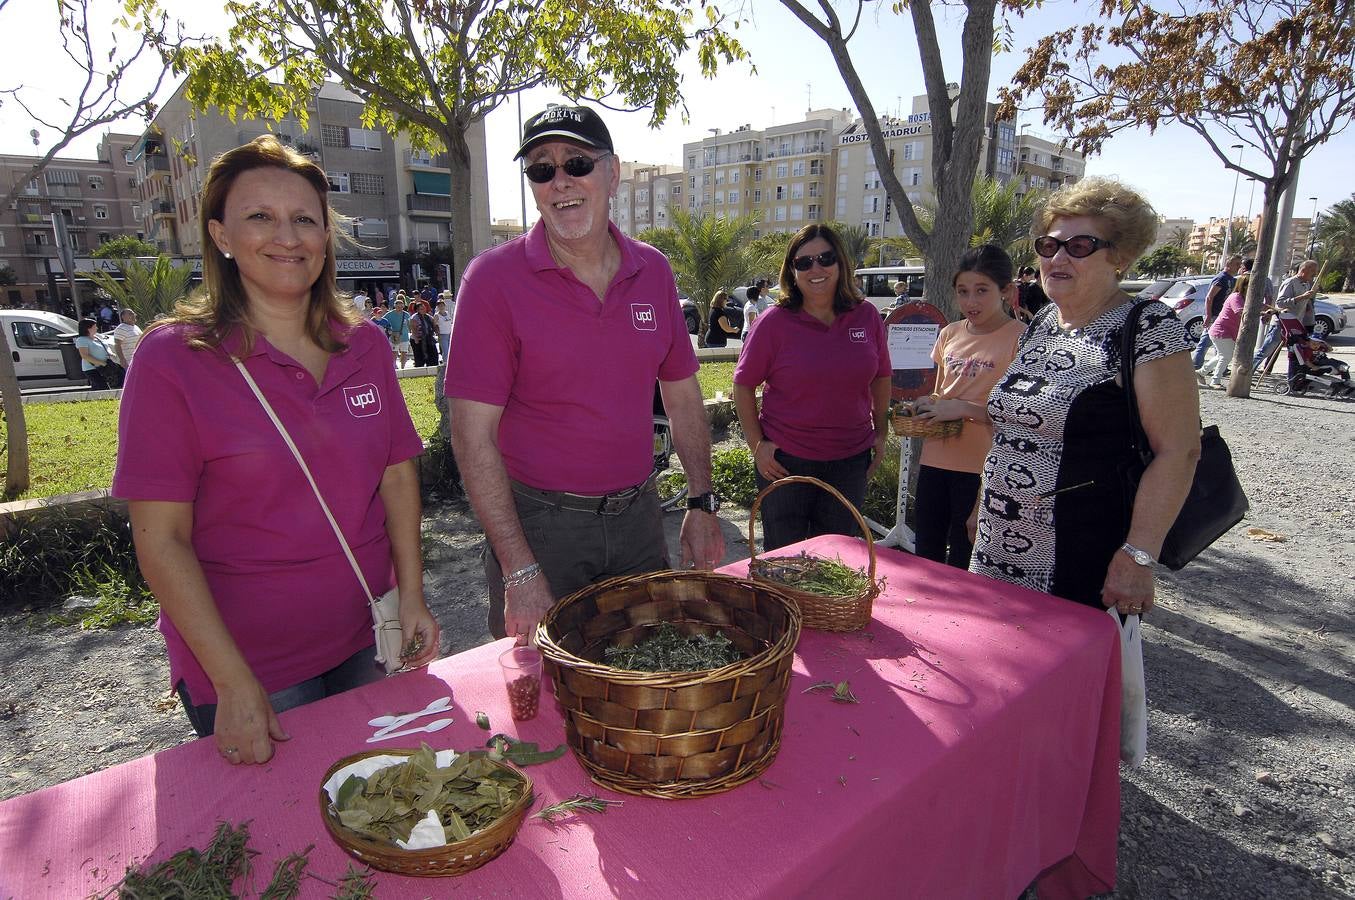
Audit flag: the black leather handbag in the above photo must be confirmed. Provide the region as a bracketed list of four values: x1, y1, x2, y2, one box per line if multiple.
[1120, 301, 1249, 570]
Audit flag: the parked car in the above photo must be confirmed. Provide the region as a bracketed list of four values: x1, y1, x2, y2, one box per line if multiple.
[1, 309, 111, 382]
[856, 265, 927, 316]
[1167, 281, 1348, 341]
[1118, 278, 1154, 296]
[1129, 276, 1191, 302]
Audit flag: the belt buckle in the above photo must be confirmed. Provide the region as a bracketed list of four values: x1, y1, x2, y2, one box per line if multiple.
[596, 486, 639, 516]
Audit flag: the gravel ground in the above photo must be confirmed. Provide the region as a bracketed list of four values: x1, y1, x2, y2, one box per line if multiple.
[1, 377, 1353, 898]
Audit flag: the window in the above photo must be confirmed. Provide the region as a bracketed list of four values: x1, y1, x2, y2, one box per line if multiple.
[93, 204, 108, 219]
[702, 174, 711, 185]
[775, 163, 788, 179]
[790, 204, 803, 220]
[838, 174, 847, 192]
[753, 189, 762, 203]
[790, 183, 804, 200]
[809, 160, 823, 175]
[754, 168, 763, 182]
[88, 175, 104, 190]
[808, 183, 819, 198]
[836, 197, 847, 216]
[775, 186, 785, 200]
[728, 191, 738, 204]
[348, 128, 383, 151]
[10, 320, 65, 349]
[774, 206, 787, 222]
[45, 169, 78, 185]
[322, 125, 347, 148]
[687, 154, 696, 171]
[637, 188, 649, 202]
[839, 149, 849, 166]
[22, 180, 38, 196]
[808, 204, 819, 220]
[672, 184, 682, 196]
[0, 232, 5, 247]
[131, 204, 141, 219]
[715, 171, 725, 185]
[327, 171, 351, 193]
[689, 175, 695, 188]
[904, 167, 922, 187]
[714, 193, 723, 205]
[731, 170, 739, 184]
[355, 217, 390, 239]
[792, 160, 806, 177]
[351, 172, 384, 194]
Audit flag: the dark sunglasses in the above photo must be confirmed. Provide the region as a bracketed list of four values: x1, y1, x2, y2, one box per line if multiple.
[523, 152, 612, 184]
[1033, 234, 1115, 259]
[792, 249, 839, 271]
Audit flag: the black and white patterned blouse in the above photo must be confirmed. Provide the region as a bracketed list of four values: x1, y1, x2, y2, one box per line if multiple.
[969, 299, 1189, 606]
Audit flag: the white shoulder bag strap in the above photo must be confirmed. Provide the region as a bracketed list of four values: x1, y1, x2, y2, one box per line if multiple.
[231, 358, 381, 612]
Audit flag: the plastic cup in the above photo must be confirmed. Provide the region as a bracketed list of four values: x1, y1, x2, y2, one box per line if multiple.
[499, 646, 543, 721]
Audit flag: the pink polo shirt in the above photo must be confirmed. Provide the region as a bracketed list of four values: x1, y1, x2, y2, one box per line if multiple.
[444, 220, 697, 494]
[112, 319, 424, 703]
[734, 301, 892, 460]
[1208, 291, 1246, 340]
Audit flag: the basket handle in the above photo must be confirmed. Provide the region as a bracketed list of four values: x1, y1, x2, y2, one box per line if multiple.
[746, 475, 877, 582]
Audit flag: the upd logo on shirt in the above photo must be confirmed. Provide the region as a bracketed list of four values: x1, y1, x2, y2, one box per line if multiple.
[631, 303, 658, 332]
[849, 328, 867, 343]
[343, 383, 382, 418]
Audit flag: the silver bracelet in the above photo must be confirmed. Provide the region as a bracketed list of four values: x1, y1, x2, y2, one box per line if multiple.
[503, 562, 541, 588]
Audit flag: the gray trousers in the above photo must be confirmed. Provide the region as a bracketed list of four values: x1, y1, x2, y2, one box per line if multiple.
[484, 482, 669, 639]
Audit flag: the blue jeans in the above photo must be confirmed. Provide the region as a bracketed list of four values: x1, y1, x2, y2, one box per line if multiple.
[755, 447, 872, 552]
[438, 334, 450, 361]
[175, 646, 382, 737]
[1252, 323, 1282, 368]
[1192, 332, 1214, 369]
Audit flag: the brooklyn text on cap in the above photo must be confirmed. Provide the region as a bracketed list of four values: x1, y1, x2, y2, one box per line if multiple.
[515, 105, 614, 159]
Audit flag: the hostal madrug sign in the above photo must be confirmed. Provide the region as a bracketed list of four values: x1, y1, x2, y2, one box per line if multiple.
[838, 113, 931, 145]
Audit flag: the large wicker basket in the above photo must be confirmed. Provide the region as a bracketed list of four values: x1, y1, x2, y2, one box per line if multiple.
[319, 749, 533, 877]
[536, 571, 801, 799]
[892, 403, 963, 439]
[747, 475, 880, 632]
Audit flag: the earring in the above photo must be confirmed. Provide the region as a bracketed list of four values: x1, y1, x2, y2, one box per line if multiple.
[224, 252, 232, 259]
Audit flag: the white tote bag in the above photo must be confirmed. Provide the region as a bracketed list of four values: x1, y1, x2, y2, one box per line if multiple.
[1109, 607, 1148, 768]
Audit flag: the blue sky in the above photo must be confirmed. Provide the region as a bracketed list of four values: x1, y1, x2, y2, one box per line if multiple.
[3, 0, 1350, 230]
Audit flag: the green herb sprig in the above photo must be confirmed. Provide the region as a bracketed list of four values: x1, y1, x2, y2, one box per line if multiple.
[753, 554, 875, 598]
[533, 794, 624, 823]
[804, 680, 859, 703]
[604, 622, 745, 672]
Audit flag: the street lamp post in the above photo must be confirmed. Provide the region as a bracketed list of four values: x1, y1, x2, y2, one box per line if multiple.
[1308, 196, 1320, 258]
[1221, 143, 1244, 265]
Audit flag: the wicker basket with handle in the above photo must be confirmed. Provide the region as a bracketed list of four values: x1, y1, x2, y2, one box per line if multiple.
[892, 400, 964, 439]
[319, 749, 533, 877]
[747, 475, 880, 632]
[536, 570, 801, 799]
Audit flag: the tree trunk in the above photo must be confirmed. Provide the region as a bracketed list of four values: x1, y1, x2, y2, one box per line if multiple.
[1226, 180, 1285, 398]
[433, 358, 462, 494]
[444, 125, 477, 291]
[0, 327, 30, 498]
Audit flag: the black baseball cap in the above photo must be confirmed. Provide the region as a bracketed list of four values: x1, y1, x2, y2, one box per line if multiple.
[515, 105, 614, 159]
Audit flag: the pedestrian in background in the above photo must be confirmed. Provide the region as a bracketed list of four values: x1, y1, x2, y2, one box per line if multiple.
[1193, 254, 1241, 380]
[434, 294, 454, 362]
[112, 308, 143, 370]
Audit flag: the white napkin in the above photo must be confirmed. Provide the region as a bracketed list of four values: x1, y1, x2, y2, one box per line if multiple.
[323, 749, 460, 850]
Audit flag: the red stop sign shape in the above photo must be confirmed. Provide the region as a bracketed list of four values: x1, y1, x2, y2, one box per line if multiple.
[884, 301, 949, 402]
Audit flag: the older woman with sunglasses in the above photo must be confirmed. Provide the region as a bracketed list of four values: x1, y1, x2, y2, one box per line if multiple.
[968, 178, 1199, 618]
[734, 224, 892, 550]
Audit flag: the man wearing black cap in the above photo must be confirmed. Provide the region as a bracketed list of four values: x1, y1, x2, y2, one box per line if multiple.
[445, 104, 724, 641]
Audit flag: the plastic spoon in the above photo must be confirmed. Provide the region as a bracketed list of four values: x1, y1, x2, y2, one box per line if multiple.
[367, 695, 452, 729]
[365, 717, 454, 743]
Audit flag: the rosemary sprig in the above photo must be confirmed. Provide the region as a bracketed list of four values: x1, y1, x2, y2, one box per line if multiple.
[533, 794, 624, 823]
[803, 680, 859, 703]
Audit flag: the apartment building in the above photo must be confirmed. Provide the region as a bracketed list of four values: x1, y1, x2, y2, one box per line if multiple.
[681, 109, 852, 238]
[132, 79, 488, 288]
[1013, 132, 1086, 197]
[490, 218, 526, 247]
[612, 161, 684, 236]
[0, 132, 143, 307]
[1147, 217, 1196, 255]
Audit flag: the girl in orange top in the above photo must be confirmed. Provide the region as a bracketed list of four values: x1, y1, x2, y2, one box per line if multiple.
[912, 245, 1026, 567]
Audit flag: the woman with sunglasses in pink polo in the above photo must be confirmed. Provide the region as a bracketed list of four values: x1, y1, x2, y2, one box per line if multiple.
[733, 224, 892, 551]
[968, 178, 1199, 618]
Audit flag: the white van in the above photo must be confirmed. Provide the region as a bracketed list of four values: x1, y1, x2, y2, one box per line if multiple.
[1, 309, 99, 382]
[855, 265, 927, 315]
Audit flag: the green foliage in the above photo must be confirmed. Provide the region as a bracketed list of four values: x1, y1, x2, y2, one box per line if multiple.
[1316, 196, 1355, 288]
[1137, 245, 1196, 278]
[743, 231, 794, 281]
[1206, 224, 1257, 260]
[91, 236, 159, 260]
[862, 434, 901, 527]
[48, 562, 159, 629]
[710, 446, 757, 507]
[867, 236, 922, 267]
[1, 396, 120, 501]
[695, 362, 734, 401]
[640, 209, 756, 340]
[969, 176, 1043, 257]
[0, 264, 16, 286]
[84, 255, 194, 323]
[827, 221, 872, 267]
[1319, 270, 1345, 292]
[0, 503, 145, 611]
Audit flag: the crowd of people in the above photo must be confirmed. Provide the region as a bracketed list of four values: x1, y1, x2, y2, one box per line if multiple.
[106, 104, 1215, 786]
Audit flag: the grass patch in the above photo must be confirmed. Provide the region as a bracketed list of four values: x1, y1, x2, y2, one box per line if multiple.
[398, 376, 441, 441]
[2, 397, 120, 501]
[696, 362, 734, 400]
[47, 562, 159, 628]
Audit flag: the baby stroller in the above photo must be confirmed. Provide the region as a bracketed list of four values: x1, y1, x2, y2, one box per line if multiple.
[1275, 316, 1354, 398]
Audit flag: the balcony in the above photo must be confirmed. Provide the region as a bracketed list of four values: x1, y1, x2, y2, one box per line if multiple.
[145, 154, 170, 172]
[407, 193, 452, 215]
[23, 244, 59, 257]
[19, 214, 48, 227]
[404, 149, 450, 169]
[45, 184, 83, 200]
[154, 201, 174, 216]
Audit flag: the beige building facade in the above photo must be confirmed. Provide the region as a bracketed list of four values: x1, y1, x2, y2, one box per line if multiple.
[1, 132, 143, 307]
[612, 161, 685, 236]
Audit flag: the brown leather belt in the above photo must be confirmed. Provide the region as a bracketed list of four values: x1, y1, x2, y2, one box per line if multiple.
[510, 475, 657, 517]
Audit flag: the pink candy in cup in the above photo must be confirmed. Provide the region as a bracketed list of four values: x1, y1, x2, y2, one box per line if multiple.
[499, 646, 543, 721]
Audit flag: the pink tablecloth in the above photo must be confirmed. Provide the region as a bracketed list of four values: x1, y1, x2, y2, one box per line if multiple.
[0, 535, 1120, 899]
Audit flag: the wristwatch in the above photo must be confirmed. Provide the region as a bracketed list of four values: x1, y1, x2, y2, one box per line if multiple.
[687, 492, 720, 514]
[1120, 542, 1155, 567]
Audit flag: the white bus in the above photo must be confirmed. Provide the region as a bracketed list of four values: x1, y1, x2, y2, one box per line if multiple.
[855, 265, 927, 315]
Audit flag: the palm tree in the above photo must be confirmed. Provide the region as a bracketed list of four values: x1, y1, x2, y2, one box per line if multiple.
[969, 176, 1044, 257]
[826, 221, 872, 267]
[84, 255, 194, 323]
[1315, 195, 1355, 291]
[1205, 223, 1256, 267]
[639, 209, 756, 344]
[1168, 225, 1192, 250]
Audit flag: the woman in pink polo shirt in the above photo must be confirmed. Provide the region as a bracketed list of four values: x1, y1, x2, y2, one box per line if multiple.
[734, 224, 892, 550]
[1197, 273, 1249, 388]
[113, 136, 439, 766]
